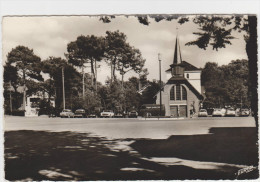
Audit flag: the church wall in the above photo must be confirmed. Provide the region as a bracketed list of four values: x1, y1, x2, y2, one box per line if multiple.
[186, 87, 201, 117]
[187, 80, 201, 94]
[156, 83, 201, 117]
[184, 71, 201, 94]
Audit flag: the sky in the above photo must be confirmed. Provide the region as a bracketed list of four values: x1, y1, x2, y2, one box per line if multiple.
[2, 15, 248, 83]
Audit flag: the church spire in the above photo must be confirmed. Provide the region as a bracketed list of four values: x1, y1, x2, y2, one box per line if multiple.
[173, 36, 182, 64]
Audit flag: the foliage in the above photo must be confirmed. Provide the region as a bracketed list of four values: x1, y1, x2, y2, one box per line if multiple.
[202, 59, 250, 108]
[100, 14, 257, 123]
[4, 64, 20, 92]
[104, 30, 147, 83]
[67, 35, 105, 87]
[6, 45, 43, 82]
[38, 99, 54, 116]
[41, 57, 82, 109]
[141, 80, 161, 105]
[5, 45, 43, 111]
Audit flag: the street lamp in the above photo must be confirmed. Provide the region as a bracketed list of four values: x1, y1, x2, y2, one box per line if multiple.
[62, 67, 65, 110]
[158, 53, 162, 117]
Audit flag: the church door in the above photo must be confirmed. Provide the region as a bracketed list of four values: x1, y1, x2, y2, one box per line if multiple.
[170, 106, 178, 117]
[179, 105, 187, 117]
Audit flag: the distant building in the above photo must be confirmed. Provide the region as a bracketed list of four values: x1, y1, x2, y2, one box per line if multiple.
[14, 86, 55, 117]
[25, 91, 55, 117]
[156, 37, 203, 118]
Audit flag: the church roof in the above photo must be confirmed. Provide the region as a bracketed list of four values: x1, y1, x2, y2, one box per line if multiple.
[166, 77, 204, 100]
[166, 61, 201, 72]
[166, 36, 201, 72]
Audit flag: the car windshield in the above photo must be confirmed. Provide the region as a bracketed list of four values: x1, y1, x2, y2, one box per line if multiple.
[104, 110, 112, 112]
[63, 109, 71, 112]
[200, 109, 207, 112]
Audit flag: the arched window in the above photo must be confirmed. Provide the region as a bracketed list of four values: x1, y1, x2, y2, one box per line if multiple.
[182, 86, 187, 100]
[170, 85, 187, 101]
[176, 85, 181, 100]
[170, 86, 175, 100]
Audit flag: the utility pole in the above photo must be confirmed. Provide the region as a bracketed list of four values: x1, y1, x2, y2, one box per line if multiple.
[62, 67, 65, 110]
[159, 53, 162, 117]
[95, 60, 97, 91]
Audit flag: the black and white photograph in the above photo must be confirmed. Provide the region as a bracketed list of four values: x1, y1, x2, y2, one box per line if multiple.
[1, 1, 259, 181]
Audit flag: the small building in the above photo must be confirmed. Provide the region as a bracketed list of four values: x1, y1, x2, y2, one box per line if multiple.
[25, 91, 55, 117]
[156, 37, 203, 118]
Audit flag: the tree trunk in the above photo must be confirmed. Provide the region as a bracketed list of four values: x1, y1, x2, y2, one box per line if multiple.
[90, 59, 95, 87]
[113, 63, 116, 81]
[246, 15, 258, 126]
[95, 60, 97, 91]
[110, 63, 113, 85]
[121, 73, 124, 88]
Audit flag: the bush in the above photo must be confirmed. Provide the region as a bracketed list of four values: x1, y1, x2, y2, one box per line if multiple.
[11, 110, 25, 116]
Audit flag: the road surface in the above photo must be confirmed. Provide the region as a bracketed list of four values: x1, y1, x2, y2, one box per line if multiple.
[4, 116, 256, 139]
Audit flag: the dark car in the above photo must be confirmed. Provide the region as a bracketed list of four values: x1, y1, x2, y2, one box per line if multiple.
[128, 110, 138, 118]
[239, 108, 250, 117]
[88, 113, 97, 118]
[74, 109, 86, 118]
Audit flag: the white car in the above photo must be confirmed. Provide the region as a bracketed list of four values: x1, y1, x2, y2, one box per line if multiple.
[212, 108, 222, 117]
[60, 109, 74, 118]
[198, 109, 208, 117]
[100, 110, 114, 118]
[221, 108, 226, 116]
[225, 108, 236, 117]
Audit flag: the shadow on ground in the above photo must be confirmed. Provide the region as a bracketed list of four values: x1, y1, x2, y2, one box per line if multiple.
[4, 127, 259, 181]
[131, 127, 259, 179]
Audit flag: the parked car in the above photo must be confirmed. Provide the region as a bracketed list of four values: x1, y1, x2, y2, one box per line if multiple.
[239, 108, 250, 117]
[100, 110, 114, 118]
[114, 113, 124, 118]
[60, 109, 74, 118]
[221, 108, 226, 116]
[198, 109, 208, 117]
[128, 110, 138, 118]
[88, 113, 97, 118]
[225, 108, 236, 117]
[212, 108, 222, 117]
[74, 109, 86, 118]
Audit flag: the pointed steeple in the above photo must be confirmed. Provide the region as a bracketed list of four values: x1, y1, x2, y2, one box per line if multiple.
[170, 35, 185, 77]
[173, 36, 182, 64]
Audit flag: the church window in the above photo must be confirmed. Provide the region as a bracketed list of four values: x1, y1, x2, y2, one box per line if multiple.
[182, 86, 187, 100]
[187, 74, 189, 78]
[176, 85, 181, 100]
[170, 86, 175, 100]
[170, 85, 187, 101]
